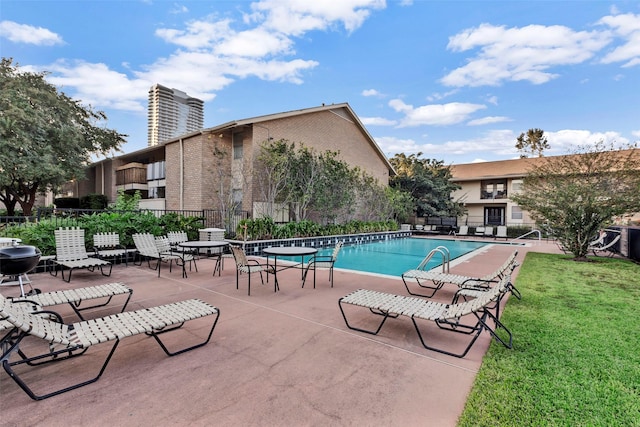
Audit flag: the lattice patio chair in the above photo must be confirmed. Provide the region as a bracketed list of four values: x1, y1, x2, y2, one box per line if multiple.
[167, 231, 189, 249]
[93, 232, 128, 266]
[302, 241, 343, 288]
[52, 228, 112, 282]
[0, 292, 219, 400]
[229, 245, 276, 296]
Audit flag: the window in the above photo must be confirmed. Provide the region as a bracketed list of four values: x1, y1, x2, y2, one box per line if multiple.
[146, 161, 166, 180]
[233, 133, 243, 160]
[232, 189, 243, 211]
[511, 179, 523, 193]
[511, 206, 523, 220]
[481, 179, 507, 199]
[148, 187, 166, 199]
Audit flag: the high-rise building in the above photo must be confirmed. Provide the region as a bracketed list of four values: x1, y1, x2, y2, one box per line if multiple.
[147, 84, 204, 146]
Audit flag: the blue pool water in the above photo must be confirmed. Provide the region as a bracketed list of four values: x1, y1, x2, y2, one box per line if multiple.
[313, 238, 487, 277]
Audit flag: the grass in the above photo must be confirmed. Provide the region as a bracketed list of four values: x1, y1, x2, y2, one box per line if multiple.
[457, 252, 640, 426]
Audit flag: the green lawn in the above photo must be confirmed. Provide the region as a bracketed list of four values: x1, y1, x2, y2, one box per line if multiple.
[458, 252, 640, 426]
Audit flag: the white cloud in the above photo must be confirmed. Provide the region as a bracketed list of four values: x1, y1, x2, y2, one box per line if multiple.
[467, 116, 511, 126]
[361, 116, 397, 126]
[631, 130, 640, 138]
[426, 89, 458, 101]
[31, 1, 383, 112]
[249, 0, 386, 35]
[362, 88, 381, 97]
[598, 13, 640, 67]
[376, 128, 633, 164]
[375, 129, 519, 161]
[0, 20, 63, 45]
[441, 23, 611, 87]
[545, 129, 630, 153]
[45, 61, 151, 111]
[389, 99, 486, 126]
[170, 3, 189, 14]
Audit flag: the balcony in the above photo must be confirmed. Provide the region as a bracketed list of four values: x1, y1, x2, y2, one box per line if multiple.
[116, 163, 148, 191]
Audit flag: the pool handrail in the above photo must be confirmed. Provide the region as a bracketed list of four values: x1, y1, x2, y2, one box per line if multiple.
[509, 229, 541, 244]
[416, 245, 450, 273]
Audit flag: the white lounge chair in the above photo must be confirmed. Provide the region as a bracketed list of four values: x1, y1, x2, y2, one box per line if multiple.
[0, 292, 219, 400]
[338, 274, 514, 358]
[402, 251, 519, 298]
[590, 233, 621, 257]
[7, 282, 133, 322]
[495, 226, 508, 240]
[132, 234, 197, 278]
[456, 225, 469, 237]
[52, 228, 112, 282]
[93, 232, 128, 266]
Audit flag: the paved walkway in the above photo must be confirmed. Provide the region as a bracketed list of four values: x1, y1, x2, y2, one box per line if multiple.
[1, 238, 562, 426]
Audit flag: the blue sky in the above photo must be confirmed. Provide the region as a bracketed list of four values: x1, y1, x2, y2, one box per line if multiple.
[1, 0, 639, 164]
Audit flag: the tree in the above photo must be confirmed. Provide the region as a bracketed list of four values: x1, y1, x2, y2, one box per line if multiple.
[516, 128, 549, 158]
[389, 153, 463, 218]
[254, 139, 294, 218]
[0, 58, 126, 215]
[311, 150, 358, 224]
[510, 142, 640, 260]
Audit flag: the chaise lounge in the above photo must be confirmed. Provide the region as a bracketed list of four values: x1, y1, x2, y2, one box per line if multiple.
[0, 293, 220, 400]
[401, 251, 519, 298]
[338, 274, 514, 358]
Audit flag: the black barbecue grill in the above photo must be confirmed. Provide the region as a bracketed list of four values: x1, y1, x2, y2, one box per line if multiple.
[0, 244, 41, 296]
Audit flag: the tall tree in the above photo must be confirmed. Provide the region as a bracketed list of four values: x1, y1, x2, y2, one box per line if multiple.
[0, 58, 126, 215]
[511, 142, 640, 260]
[254, 139, 294, 218]
[389, 153, 463, 218]
[516, 128, 549, 158]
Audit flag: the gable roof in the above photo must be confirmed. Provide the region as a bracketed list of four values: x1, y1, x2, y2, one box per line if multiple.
[450, 148, 640, 182]
[200, 102, 395, 174]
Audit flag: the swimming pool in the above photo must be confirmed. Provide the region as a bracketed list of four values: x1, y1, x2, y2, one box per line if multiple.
[314, 238, 488, 277]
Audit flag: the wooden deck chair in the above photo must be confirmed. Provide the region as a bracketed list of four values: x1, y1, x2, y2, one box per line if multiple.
[0, 293, 219, 400]
[93, 232, 128, 266]
[402, 251, 519, 298]
[229, 245, 276, 296]
[338, 274, 514, 358]
[52, 228, 112, 282]
[302, 241, 343, 288]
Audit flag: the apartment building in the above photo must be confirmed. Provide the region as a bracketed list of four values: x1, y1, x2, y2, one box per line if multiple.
[451, 157, 539, 227]
[81, 103, 393, 218]
[147, 84, 204, 147]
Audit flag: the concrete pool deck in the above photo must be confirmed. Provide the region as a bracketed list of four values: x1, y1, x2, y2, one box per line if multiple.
[1, 237, 563, 426]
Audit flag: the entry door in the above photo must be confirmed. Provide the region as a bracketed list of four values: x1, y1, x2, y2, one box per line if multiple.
[484, 207, 505, 225]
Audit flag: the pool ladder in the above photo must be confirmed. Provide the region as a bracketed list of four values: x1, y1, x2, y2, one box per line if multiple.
[416, 245, 450, 273]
